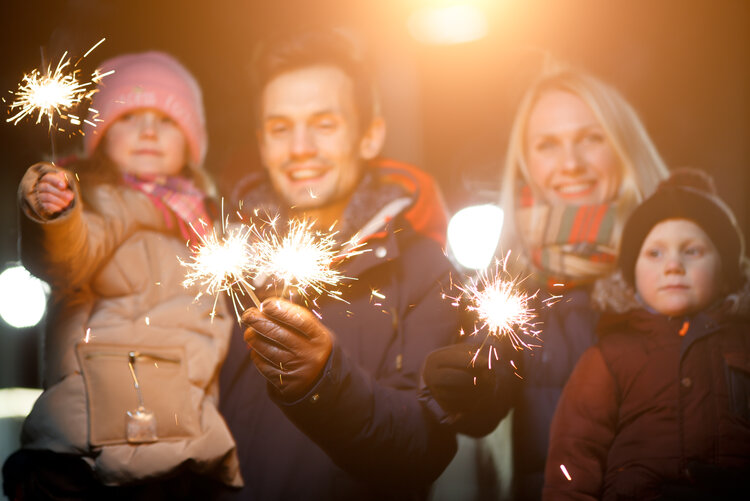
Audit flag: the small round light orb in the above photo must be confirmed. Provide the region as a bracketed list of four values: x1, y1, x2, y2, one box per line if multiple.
[448, 204, 504, 270]
[0, 265, 48, 328]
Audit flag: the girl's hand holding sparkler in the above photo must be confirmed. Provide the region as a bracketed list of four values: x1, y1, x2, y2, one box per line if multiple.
[242, 298, 333, 402]
[35, 169, 74, 218]
[20, 163, 76, 220]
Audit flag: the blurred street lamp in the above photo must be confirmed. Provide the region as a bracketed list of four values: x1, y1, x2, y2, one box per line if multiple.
[408, 4, 488, 45]
[447, 204, 503, 270]
[0, 265, 48, 328]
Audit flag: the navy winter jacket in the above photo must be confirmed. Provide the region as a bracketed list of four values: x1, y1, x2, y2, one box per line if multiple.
[217, 162, 461, 500]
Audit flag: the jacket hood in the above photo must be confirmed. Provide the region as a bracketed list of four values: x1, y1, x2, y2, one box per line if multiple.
[372, 159, 448, 248]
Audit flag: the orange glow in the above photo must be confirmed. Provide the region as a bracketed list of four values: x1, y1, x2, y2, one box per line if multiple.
[408, 4, 488, 45]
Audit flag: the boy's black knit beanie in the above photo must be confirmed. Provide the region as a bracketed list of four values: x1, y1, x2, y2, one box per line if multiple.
[618, 167, 745, 291]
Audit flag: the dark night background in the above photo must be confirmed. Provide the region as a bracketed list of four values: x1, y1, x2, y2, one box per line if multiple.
[1, 0, 748, 389]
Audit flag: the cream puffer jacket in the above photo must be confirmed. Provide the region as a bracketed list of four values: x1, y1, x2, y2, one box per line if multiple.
[17, 162, 242, 487]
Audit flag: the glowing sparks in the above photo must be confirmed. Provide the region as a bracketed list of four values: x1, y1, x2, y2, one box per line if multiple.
[251, 218, 363, 303]
[6, 39, 108, 130]
[181, 210, 365, 321]
[464, 269, 537, 349]
[560, 464, 572, 481]
[180, 220, 260, 319]
[446, 252, 542, 365]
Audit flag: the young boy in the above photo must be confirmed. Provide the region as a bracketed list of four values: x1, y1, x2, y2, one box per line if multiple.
[543, 168, 750, 500]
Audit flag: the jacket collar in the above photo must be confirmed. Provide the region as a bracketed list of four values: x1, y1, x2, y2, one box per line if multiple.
[231, 159, 447, 248]
[598, 305, 728, 360]
[342, 220, 403, 279]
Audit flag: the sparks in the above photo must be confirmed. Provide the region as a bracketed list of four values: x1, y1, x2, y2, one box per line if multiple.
[464, 270, 537, 349]
[447, 252, 541, 364]
[181, 209, 365, 320]
[560, 464, 572, 481]
[251, 217, 363, 303]
[6, 39, 108, 130]
[180, 219, 260, 320]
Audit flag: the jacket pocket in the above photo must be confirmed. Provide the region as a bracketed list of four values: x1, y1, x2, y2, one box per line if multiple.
[723, 352, 750, 422]
[76, 342, 201, 446]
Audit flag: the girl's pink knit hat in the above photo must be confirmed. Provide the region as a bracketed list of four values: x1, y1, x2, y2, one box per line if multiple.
[83, 51, 207, 165]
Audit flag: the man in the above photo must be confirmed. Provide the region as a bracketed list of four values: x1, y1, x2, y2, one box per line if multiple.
[217, 30, 460, 499]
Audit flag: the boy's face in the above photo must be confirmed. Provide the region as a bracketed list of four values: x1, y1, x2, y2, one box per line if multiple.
[635, 218, 724, 317]
[258, 65, 367, 211]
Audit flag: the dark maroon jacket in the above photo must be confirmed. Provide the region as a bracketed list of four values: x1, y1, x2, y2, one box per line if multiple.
[544, 305, 750, 500]
[217, 161, 461, 500]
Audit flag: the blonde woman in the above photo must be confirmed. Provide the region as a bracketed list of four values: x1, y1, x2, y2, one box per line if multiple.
[422, 64, 669, 500]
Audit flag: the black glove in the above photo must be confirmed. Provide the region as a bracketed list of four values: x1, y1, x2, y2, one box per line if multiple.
[242, 298, 333, 402]
[422, 343, 498, 416]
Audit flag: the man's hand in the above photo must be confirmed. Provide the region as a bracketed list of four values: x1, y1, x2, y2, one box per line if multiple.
[422, 343, 497, 417]
[242, 298, 333, 402]
[35, 171, 74, 218]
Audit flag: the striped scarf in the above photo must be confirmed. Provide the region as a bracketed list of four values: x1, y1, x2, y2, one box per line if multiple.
[122, 174, 211, 245]
[516, 185, 618, 289]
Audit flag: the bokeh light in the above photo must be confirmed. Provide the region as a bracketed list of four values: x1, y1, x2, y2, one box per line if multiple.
[447, 204, 504, 270]
[408, 4, 489, 45]
[0, 265, 49, 328]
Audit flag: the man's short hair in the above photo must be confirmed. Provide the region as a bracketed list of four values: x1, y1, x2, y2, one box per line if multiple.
[251, 29, 378, 131]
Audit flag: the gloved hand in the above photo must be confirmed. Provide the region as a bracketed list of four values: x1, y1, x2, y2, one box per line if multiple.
[242, 298, 333, 402]
[33, 169, 74, 218]
[422, 343, 498, 417]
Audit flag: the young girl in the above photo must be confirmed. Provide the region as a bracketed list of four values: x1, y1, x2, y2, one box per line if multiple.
[3, 51, 241, 499]
[544, 169, 750, 500]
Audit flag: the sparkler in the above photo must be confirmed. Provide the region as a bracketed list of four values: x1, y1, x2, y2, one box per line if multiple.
[6, 38, 109, 132]
[446, 251, 542, 367]
[250, 216, 364, 304]
[181, 208, 365, 321]
[180, 217, 261, 320]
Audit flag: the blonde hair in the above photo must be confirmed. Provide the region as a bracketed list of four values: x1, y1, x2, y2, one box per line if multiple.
[499, 63, 669, 261]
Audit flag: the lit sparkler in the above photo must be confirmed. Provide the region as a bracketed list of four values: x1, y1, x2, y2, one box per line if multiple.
[180, 218, 261, 320]
[251, 217, 364, 303]
[181, 209, 365, 321]
[6, 38, 110, 131]
[446, 251, 542, 367]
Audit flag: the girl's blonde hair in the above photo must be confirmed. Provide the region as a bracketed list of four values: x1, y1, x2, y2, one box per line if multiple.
[499, 63, 669, 259]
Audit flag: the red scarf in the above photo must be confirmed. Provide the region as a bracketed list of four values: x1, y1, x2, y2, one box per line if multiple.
[123, 174, 211, 246]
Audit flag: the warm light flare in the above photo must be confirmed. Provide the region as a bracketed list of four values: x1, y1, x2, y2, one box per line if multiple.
[408, 4, 488, 45]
